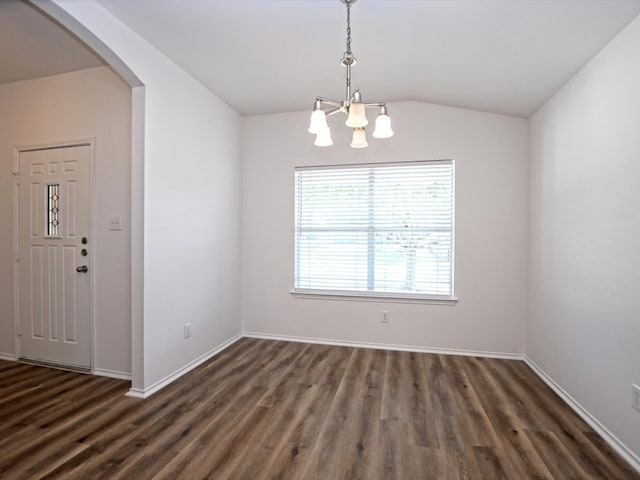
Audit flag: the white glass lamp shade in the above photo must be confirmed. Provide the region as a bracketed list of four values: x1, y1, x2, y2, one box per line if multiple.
[345, 102, 368, 128]
[308, 109, 328, 134]
[350, 127, 368, 149]
[373, 113, 394, 138]
[314, 127, 333, 147]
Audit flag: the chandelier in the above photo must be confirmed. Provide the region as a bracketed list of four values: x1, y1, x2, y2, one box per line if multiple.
[308, 0, 394, 148]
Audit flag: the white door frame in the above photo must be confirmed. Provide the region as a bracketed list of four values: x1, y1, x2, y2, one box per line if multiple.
[13, 138, 96, 371]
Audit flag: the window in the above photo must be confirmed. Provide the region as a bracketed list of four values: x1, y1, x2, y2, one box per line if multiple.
[294, 160, 455, 301]
[46, 184, 61, 237]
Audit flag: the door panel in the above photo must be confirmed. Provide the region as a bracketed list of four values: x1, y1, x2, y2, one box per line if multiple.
[18, 145, 91, 369]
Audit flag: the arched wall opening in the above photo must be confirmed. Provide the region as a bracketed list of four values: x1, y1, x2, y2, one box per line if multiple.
[27, 0, 145, 390]
[29, 0, 244, 398]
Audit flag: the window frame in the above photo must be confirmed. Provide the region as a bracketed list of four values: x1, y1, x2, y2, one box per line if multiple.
[292, 160, 457, 304]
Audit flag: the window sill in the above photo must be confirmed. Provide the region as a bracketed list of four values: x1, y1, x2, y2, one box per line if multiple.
[290, 289, 458, 305]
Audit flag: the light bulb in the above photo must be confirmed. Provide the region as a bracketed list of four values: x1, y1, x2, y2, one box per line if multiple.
[345, 102, 368, 128]
[308, 104, 328, 134]
[345, 89, 368, 128]
[373, 113, 394, 138]
[314, 127, 333, 147]
[350, 127, 368, 148]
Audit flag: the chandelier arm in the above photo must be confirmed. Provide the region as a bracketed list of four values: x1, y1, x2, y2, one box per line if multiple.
[364, 102, 386, 108]
[317, 97, 343, 108]
[325, 107, 344, 117]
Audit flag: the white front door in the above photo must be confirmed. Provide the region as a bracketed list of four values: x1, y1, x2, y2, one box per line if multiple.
[17, 144, 91, 369]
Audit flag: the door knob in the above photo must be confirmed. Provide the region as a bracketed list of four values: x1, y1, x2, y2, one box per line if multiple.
[76, 265, 88, 273]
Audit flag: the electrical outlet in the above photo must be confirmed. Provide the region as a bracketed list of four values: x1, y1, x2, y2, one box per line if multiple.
[184, 323, 191, 339]
[633, 384, 640, 413]
[381, 310, 390, 324]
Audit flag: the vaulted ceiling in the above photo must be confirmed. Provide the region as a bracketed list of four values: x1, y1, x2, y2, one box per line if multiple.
[3, 0, 640, 118]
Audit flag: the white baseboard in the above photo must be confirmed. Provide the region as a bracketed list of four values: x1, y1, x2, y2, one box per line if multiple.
[524, 356, 640, 474]
[125, 333, 242, 399]
[0, 353, 17, 362]
[125, 387, 145, 399]
[93, 368, 131, 381]
[243, 331, 522, 360]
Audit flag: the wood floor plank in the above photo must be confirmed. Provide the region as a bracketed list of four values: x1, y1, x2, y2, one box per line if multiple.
[257, 344, 349, 479]
[472, 446, 511, 480]
[404, 350, 440, 449]
[582, 430, 640, 480]
[446, 355, 499, 449]
[525, 428, 590, 479]
[197, 345, 322, 478]
[1, 340, 638, 480]
[151, 341, 306, 480]
[486, 357, 635, 479]
[334, 348, 385, 480]
[0, 380, 128, 476]
[66, 340, 289, 479]
[462, 356, 556, 479]
[503, 359, 593, 432]
[425, 354, 483, 478]
[369, 419, 407, 479]
[0, 372, 89, 427]
[0, 365, 66, 401]
[380, 349, 409, 421]
[300, 347, 371, 479]
[219, 381, 321, 479]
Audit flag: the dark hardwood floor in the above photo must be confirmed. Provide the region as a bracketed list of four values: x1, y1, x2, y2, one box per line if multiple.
[0, 338, 638, 479]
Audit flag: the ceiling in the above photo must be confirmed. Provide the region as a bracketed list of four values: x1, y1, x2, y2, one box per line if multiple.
[3, 0, 640, 118]
[0, 1, 105, 84]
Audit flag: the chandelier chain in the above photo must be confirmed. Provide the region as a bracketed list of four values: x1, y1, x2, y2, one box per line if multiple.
[345, 0, 352, 57]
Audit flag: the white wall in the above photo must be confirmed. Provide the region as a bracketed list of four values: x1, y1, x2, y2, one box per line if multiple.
[528, 14, 640, 462]
[0, 67, 131, 376]
[41, 0, 243, 394]
[136, 59, 242, 394]
[242, 101, 528, 355]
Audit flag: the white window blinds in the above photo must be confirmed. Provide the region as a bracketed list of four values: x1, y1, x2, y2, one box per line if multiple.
[294, 160, 455, 299]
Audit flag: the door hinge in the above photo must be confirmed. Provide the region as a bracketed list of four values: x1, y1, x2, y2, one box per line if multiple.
[15, 250, 20, 263]
[12, 171, 19, 185]
[16, 325, 21, 338]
